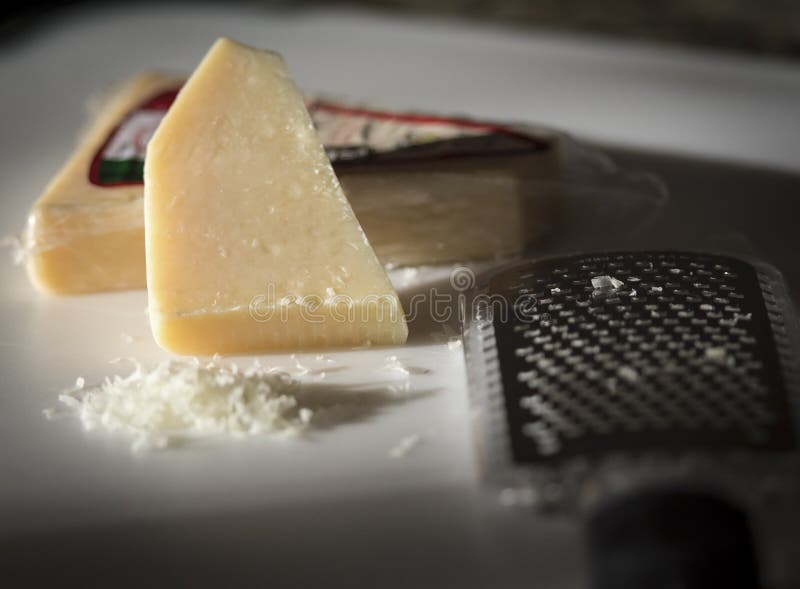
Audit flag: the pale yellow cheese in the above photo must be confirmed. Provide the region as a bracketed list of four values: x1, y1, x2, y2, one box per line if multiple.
[342, 172, 524, 266]
[24, 74, 562, 295]
[145, 38, 408, 354]
[25, 73, 181, 294]
[24, 73, 561, 295]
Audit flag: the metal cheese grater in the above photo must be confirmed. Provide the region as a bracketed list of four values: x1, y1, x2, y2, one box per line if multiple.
[464, 251, 800, 588]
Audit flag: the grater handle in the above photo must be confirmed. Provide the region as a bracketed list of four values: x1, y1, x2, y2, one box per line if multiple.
[585, 488, 760, 589]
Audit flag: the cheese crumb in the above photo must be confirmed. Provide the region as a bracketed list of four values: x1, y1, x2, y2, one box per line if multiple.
[617, 365, 639, 383]
[382, 355, 410, 376]
[705, 346, 730, 363]
[590, 275, 626, 299]
[1, 234, 27, 265]
[591, 275, 624, 291]
[389, 433, 422, 458]
[380, 355, 432, 376]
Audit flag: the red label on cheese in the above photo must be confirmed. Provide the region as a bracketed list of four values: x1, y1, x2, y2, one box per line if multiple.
[89, 88, 549, 187]
[89, 89, 180, 187]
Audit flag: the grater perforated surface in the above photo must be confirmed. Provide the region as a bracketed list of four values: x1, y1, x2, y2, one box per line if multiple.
[483, 252, 796, 466]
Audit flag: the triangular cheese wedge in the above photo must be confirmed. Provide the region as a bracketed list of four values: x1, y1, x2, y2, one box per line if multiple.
[144, 38, 408, 354]
[25, 73, 181, 294]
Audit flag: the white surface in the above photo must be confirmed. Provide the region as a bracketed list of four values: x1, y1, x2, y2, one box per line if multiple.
[1, 4, 799, 586]
[0, 263, 473, 533]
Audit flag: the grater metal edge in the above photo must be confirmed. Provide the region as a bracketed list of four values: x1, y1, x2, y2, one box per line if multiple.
[464, 250, 800, 512]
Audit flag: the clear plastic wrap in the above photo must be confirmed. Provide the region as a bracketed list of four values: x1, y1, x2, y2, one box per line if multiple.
[22, 77, 667, 293]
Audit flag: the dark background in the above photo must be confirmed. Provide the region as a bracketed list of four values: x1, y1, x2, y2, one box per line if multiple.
[3, 0, 799, 58]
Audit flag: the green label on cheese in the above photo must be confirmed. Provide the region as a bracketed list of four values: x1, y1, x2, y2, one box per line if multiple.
[96, 159, 145, 185]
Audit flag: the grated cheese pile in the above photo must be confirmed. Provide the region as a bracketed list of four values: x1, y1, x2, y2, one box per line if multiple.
[44, 359, 312, 452]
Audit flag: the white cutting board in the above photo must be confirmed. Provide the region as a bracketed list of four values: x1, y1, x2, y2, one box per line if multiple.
[1, 5, 798, 587]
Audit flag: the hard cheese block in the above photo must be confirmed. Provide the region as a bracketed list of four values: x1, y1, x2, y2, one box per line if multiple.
[314, 102, 561, 268]
[145, 38, 408, 354]
[24, 73, 561, 294]
[25, 73, 181, 294]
